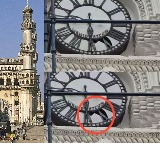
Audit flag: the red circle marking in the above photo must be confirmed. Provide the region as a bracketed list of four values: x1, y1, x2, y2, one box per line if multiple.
[76, 96, 115, 135]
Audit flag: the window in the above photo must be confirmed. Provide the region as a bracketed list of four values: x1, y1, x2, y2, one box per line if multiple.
[14, 79, 19, 86]
[0, 78, 4, 85]
[6, 78, 12, 85]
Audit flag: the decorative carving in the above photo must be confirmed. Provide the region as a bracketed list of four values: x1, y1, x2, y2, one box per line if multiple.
[134, 0, 146, 19]
[0, 58, 22, 65]
[44, 54, 160, 72]
[130, 72, 142, 91]
[134, 15, 160, 56]
[44, 127, 160, 143]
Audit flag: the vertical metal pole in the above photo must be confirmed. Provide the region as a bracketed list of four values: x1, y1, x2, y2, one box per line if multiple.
[51, 0, 56, 72]
[47, 0, 56, 142]
[47, 73, 52, 143]
[44, 0, 48, 125]
[44, 0, 48, 53]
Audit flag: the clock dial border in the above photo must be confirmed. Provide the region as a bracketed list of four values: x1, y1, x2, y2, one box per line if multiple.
[51, 72, 127, 127]
[55, 0, 132, 55]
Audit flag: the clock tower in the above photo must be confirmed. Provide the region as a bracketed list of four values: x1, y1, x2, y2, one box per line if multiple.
[18, 4, 38, 123]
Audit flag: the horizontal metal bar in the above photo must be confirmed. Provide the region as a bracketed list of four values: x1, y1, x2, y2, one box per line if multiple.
[45, 19, 160, 24]
[47, 91, 160, 96]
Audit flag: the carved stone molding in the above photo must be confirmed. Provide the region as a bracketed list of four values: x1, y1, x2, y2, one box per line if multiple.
[134, 15, 160, 56]
[134, 0, 146, 19]
[129, 96, 160, 129]
[130, 72, 142, 92]
[44, 126, 160, 143]
[0, 58, 22, 65]
[44, 54, 160, 72]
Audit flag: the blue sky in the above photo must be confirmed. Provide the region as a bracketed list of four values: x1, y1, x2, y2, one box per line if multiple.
[0, 0, 44, 99]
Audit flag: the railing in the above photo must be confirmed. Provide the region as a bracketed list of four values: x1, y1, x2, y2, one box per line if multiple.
[44, 0, 160, 143]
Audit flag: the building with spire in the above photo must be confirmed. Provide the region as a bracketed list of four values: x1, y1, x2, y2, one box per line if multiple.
[0, 3, 41, 125]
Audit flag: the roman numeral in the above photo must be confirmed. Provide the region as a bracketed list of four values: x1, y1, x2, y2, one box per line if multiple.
[70, 0, 81, 7]
[88, 41, 97, 51]
[104, 80, 117, 88]
[56, 26, 72, 40]
[66, 72, 77, 80]
[79, 72, 90, 78]
[84, 112, 92, 124]
[108, 8, 121, 16]
[103, 102, 121, 113]
[108, 29, 125, 41]
[65, 108, 76, 120]
[83, 101, 92, 124]
[103, 38, 112, 49]
[94, 73, 102, 80]
[50, 73, 66, 85]
[84, 0, 94, 5]
[69, 36, 81, 49]
[98, 110, 108, 121]
[54, 78, 66, 86]
[52, 99, 67, 112]
[56, 5, 71, 14]
[100, 0, 106, 8]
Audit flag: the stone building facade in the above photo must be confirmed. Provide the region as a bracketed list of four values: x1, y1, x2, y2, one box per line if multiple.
[0, 4, 41, 125]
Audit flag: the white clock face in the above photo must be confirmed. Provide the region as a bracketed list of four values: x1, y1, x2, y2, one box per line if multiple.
[55, 0, 132, 55]
[50, 72, 127, 127]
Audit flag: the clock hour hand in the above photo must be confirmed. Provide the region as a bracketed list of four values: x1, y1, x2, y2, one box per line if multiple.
[87, 13, 96, 51]
[87, 13, 94, 38]
[51, 87, 81, 92]
[55, 14, 84, 20]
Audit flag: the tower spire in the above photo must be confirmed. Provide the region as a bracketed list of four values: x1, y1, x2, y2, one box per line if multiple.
[27, 0, 29, 6]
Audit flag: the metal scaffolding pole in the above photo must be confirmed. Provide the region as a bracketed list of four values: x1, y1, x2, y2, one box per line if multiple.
[45, 19, 160, 24]
[49, 92, 160, 96]
[46, 0, 56, 142]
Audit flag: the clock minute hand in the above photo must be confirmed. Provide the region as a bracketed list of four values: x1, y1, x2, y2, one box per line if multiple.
[83, 85, 92, 124]
[87, 13, 94, 38]
[87, 13, 96, 52]
[55, 14, 84, 20]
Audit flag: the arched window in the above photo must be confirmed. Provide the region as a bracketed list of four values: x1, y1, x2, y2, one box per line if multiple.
[26, 80, 29, 84]
[0, 78, 4, 85]
[6, 78, 12, 86]
[14, 78, 19, 86]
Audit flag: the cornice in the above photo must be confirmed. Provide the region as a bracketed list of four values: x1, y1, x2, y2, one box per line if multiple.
[0, 58, 22, 65]
[44, 126, 160, 143]
[44, 54, 160, 72]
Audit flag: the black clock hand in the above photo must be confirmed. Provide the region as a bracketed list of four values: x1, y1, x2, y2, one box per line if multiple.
[55, 14, 84, 20]
[87, 13, 94, 38]
[84, 99, 91, 124]
[87, 13, 96, 51]
[83, 85, 92, 124]
[51, 87, 81, 92]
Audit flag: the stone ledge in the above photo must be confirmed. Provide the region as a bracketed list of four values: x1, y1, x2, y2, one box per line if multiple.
[44, 54, 160, 72]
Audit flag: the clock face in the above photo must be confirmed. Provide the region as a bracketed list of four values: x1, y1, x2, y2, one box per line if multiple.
[50, 72, 127, 127]
[55, 0, 132, 55]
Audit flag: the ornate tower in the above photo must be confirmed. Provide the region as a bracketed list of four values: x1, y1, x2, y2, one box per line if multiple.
[18, 3, 38, 123]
